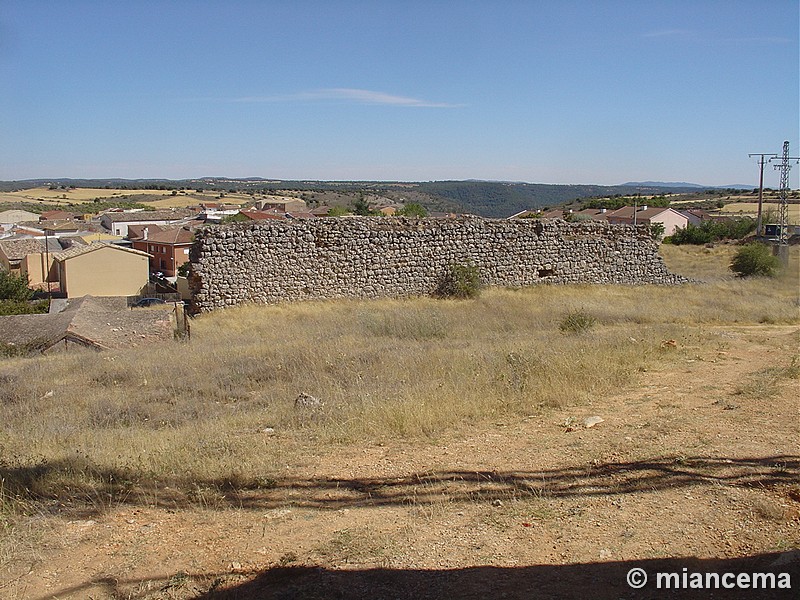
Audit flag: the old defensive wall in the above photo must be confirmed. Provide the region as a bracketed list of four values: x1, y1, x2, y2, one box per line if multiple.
[188, 217, 687, 311]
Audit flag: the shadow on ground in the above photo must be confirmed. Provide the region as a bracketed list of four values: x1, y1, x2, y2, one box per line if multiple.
[29, 551, 800, 600]
[1, 455, 798, 518]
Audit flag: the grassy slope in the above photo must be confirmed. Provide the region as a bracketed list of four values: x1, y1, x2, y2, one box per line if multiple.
[0, 248, 797, 529]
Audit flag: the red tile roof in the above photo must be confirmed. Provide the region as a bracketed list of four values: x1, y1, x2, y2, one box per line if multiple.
[139, 226, 195, 244]
[128, 223, 164, 240]
[40, 210, 76, 221]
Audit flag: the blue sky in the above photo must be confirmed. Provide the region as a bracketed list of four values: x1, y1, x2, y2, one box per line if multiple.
[0, 1, 797, 186]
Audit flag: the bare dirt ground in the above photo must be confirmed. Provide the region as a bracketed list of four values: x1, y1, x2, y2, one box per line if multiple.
[3, 324, 799, 599]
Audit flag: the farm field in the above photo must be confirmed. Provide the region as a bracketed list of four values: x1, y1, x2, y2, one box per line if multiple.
[0, 187, 263, 209]
[716, 202, 800, 221]
[0, 246, 798, 599]
[0, 187, 181, 206]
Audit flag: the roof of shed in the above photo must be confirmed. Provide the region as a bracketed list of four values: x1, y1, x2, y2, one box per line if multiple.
[53, 242, 151, 262]
[0, 296, 174, 354]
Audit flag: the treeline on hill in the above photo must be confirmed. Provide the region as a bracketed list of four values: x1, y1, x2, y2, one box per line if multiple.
[414, 182, 702, 217]
[667, 218, 756, 245]
[1, 200, 151, 215]
[581, 195, 671, 210]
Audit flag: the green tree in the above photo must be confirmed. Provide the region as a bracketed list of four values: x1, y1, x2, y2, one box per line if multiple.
[0, 271, 47, 316]
[220, 213, 249, 224]
[669, 217, 755, 245]
[436, 263, 482, 299]
[352, 195, 374, 216]
[397, 202, 428, 217]
[328, 205, 350, 217]
[0, 271, 33, 302]
[730, 243, 780, 277]
[649, 222, 665, 241]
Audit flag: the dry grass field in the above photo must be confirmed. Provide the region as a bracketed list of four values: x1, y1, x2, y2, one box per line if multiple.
[0, 187, 179, 206]
[716, 202, 800, 222]
[0, 187, 261, 209]
[0, 245, 798, 599]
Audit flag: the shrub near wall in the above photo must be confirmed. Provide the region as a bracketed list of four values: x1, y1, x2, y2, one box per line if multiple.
[189, 217, 687, 312]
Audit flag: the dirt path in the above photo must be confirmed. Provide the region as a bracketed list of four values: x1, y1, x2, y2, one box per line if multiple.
[4, 325, 799, 599]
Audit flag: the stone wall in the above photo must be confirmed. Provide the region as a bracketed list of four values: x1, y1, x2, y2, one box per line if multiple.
[189, 217, 686, 311]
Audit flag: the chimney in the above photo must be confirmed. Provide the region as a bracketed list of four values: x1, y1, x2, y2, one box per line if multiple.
[143, 227, 149, 240]
[600, 208, 606, 214]
[640, 205, 648, 211]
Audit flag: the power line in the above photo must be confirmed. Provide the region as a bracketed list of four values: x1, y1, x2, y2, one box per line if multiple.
[748, 152, 777, 236]
[769, 141, 800, 263]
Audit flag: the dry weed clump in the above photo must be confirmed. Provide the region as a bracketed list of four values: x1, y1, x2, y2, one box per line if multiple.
[0, 246, 797, 523]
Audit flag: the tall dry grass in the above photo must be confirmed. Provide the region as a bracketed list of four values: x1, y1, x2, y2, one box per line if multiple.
[0, 245, 797, 531]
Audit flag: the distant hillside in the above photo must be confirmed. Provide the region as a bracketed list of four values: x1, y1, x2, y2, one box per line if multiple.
[414, 181, 706, 218]
[623, 181, 753, 190]
[0, 177, 716, 218]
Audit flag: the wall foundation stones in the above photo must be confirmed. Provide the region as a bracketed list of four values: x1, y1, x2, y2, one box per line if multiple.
[189, 217, 687, 312]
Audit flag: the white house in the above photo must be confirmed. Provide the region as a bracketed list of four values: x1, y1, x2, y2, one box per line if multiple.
[606, 206, 689, 237]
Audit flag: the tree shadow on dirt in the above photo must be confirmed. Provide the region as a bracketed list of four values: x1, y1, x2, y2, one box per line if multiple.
[1, 454, 797, 518]
[27, 551, 800, 600]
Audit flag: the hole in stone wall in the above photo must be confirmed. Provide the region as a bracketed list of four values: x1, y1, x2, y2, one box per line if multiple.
[538, 268, 555, 278]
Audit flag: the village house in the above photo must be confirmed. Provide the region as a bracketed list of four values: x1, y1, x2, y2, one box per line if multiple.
[40, 221, 86, 236]
[0, 237, 84, 275]
[52, 243, 151, 298]
[6, 223, 46, 237]
[39, 210, 78, 221]
[130, 226, 194, 277]
[198, 203, 241, 223]
[100, 209, 195, 237]
[240, 208, 287, 221]
[678, 208, 715, 226]
[255, 198, 308, 213]
[0, 209, 40, 224]
[20, 236, 89, 288]
[605, 206, 689, 236]
[310, 206, 333, 217]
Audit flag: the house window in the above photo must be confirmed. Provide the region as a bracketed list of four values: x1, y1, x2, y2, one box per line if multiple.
[149, 244, 155, 253]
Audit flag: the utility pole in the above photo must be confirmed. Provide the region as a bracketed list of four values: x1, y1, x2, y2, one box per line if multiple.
[769, 141, 800, 266]
[44, 231, 52, 299]
[748, 152, 777, 236]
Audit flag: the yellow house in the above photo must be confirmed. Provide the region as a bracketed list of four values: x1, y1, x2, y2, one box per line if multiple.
[21, 252, 57, 287]
[53, 243, 151, 298]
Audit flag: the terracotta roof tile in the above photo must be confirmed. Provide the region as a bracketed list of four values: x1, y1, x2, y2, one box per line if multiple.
[140, 227, 194, 244]
[53, 242, 151, 262]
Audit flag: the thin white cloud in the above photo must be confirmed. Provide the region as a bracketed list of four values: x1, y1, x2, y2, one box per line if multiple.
[641, 29, 691, 38]
[232, 88, 463, 108]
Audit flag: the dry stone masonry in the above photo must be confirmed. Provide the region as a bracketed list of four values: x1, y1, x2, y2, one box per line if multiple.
[189, 217, 687, 311]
